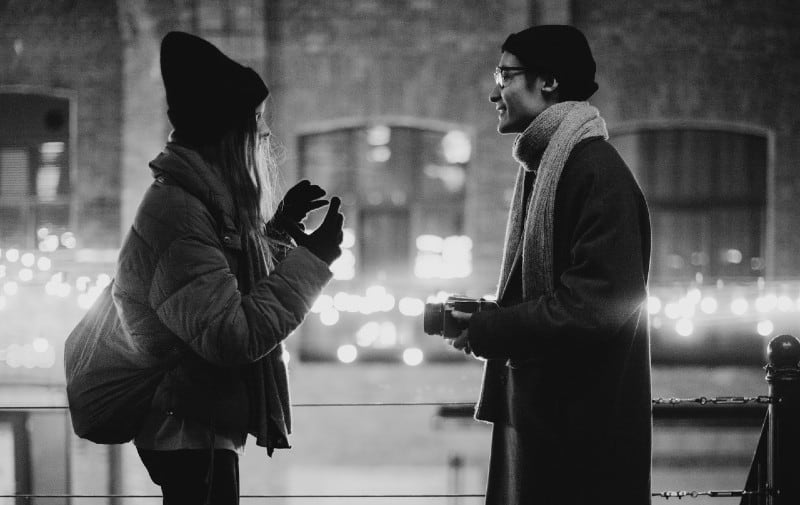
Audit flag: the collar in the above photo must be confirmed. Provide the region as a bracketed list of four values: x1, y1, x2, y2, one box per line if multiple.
[512, 101, 580, 172]
[149, 142, 239, 233]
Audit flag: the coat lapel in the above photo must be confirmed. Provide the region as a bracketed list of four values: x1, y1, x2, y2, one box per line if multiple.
[497, 167, 526, 301]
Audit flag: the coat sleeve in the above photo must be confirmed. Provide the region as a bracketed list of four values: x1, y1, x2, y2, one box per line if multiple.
[468, 153, 650, 361]
[148, 208, 332, 366]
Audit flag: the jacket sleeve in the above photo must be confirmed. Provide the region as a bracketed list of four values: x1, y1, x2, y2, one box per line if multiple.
[148, 211, 332, 366]
[468, 155, 650, 361]
[265, 220, 296, 262]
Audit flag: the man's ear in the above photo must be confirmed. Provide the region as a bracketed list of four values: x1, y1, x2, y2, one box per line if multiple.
[542, 76, 559, 93]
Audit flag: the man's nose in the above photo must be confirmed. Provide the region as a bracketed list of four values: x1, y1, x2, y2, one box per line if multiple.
[489, 85, 501, 103]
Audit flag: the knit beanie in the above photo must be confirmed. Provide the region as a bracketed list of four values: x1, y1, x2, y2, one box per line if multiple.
[501, 25, 598, 100]
[160, 31, 269, 143]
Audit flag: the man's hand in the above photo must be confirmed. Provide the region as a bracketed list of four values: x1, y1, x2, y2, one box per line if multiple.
[447, 310, 473, 355]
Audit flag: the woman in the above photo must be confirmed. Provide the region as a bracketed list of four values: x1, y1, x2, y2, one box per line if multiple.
[113, 31, 343, 504]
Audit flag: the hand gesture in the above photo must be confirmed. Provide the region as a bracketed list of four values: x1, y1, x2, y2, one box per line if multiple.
[284, 197, 344, 265]
[274, 180, 328, 232]
[447, 310, 473, 355]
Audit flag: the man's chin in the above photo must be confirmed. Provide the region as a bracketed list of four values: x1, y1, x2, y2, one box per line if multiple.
[497, 122, 516, 135]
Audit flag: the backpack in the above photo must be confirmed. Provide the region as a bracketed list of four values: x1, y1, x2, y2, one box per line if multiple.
[64, 281, 182, 444]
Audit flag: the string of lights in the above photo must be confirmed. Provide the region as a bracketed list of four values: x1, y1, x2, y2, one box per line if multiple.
[2, 225, 800, 371]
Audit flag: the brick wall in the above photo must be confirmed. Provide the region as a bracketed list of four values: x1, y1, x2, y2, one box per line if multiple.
[574, 0, 800, 276]
[266, 0, 531, 293]
[0, 0, 124, 247]
[3, 0, 799, 273]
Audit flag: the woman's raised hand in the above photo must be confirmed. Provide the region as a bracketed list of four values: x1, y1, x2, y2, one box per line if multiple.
[284, 197, 344, 265]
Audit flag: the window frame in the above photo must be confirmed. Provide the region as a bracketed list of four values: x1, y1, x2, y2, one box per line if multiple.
[295, 117, 474, 278]
[0, 87, 77, 250]
[608, 119, 774, 282]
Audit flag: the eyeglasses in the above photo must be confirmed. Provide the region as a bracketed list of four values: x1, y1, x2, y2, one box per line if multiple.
[493, 66, 527, 88]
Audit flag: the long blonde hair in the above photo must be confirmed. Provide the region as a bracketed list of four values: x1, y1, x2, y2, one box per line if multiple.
[198, 110, 282, 269]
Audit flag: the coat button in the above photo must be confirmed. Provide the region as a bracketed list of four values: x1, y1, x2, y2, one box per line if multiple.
[222, 236, 232, 245]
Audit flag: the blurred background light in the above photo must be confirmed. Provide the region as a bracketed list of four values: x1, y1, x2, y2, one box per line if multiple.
[398, 297, 424, 317]
[675, 318, 694, 338]
[6, 249, 19, 262]
[20, 253, 35, 267]
[757, 320, 774, 337]
[441, 130, 471, 164]
[366, 125, 390, 146]
[336, 344, 357, 364]
[319, 308, 340, 326]
[36, 256, 51, 271]
[3, 281, 18, 296]
[341, 228, 355, 249]
[18, 268, 33, 282]
[700, 296, 718, 314]
[647, 295, 662, 315]
[731, 298, 748, 315]
[402, 347, 424, 366]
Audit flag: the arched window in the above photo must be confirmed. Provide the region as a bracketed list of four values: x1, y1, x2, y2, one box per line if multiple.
[0, 92, 71, 250]
[610, 127, 768, 284]
[299, 122, 471, 279]
[296, 121, 472, 363]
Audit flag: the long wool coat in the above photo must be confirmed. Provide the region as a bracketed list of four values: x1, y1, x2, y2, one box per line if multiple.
[468, 137, 652, 505]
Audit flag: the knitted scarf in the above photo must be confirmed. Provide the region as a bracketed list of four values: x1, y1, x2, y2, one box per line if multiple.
[240, 236, 292, 456]
[498, 101, 608, 300]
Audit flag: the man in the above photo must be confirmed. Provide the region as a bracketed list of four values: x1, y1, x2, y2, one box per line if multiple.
[450, 25, 652, 504]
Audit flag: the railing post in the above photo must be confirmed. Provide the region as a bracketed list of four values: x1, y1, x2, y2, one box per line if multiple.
[766, 334, 800, 505]
[448, 454, 463, 505]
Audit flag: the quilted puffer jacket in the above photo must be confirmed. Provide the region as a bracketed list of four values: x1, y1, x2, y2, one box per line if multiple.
[112, 142, 332, 442]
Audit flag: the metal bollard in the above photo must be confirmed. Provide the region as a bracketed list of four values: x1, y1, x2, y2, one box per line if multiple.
[766, 334, 800, 505]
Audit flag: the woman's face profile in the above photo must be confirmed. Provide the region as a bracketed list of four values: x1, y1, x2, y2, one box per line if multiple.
[255, 99, 270, 142]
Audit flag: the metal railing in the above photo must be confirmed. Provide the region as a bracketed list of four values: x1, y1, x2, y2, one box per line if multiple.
[1, 334, 798, 503]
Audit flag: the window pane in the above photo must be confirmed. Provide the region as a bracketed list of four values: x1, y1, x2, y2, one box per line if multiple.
[0, 206, 27, 246]
[300, 129, 355, 199]
[360, 207, 410, 275]
[710, 207, 764, 278]
[360, 126, 415, 205]
[299, 125, 469, 277]
[37, 141, 68, 201]
[36, 204, 70, 236]
[611, 128, 766, 283]
[297, 124, 470, 363]
[0, 148, 30, 198]
[418, 130, 467, 202]
[0, 95, 72, 249]
[415, 205, 462, 237]
[651, 210, 712, 282]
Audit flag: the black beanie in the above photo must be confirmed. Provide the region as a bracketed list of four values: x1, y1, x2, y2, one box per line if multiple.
[160, 31, 269, 143]
[501, 25, 598, 100]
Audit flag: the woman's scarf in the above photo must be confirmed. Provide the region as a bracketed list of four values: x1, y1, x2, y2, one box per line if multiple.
[498, 101, 608, 300]
[241, 237, 292, 456]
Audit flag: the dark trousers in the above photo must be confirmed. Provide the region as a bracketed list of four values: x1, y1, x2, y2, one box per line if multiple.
[138, 448, 239, 505]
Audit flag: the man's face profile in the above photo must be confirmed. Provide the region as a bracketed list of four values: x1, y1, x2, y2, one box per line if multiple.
[490, 51, 551, 134]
